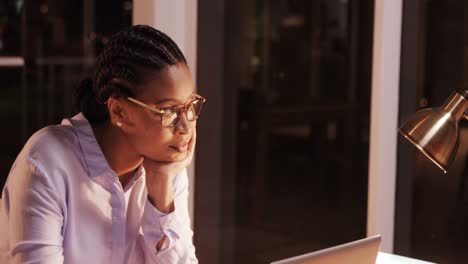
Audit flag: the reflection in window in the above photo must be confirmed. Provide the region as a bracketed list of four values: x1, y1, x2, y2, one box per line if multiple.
[231, 0, 373, 262]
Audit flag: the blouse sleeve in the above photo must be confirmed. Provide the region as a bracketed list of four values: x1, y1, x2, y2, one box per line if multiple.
[1, 157, 66, 264]
[137, 168, 198, 263]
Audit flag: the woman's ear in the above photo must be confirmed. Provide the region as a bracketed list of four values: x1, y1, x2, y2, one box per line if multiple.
[107, 96, 134, 129]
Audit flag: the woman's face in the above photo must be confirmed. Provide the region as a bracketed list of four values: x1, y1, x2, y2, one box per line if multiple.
[122, 63, 196, 162]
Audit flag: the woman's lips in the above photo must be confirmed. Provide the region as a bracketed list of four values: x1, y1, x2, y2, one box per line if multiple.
[169, 143, 188, 152]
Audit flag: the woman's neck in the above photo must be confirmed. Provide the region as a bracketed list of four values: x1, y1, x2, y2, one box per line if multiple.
[91, 121, 143, 188]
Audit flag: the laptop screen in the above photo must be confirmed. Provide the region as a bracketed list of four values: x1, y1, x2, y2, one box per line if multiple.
[270, 235, 382, 264]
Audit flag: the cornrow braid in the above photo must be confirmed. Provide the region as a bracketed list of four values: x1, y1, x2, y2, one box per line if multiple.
[75, 25, 187, 124]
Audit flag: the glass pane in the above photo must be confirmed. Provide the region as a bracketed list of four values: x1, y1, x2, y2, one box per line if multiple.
[0, 0, 132, 190]
[0, 0, 24, 190]
[223, 0, 374, 262]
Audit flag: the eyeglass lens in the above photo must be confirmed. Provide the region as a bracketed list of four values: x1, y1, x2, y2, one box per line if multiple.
[162, 99, 204, 127]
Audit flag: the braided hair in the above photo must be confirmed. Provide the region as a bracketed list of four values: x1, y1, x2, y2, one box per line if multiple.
[75, 25, 187, 124]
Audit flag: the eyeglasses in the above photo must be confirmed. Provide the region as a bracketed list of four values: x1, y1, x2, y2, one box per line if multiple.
[126, 93, 206, 128]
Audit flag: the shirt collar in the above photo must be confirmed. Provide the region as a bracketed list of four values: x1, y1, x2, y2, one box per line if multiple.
[61, 113, 144, 182]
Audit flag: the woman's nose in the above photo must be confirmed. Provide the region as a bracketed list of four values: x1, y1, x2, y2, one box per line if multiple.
[174, 112, 191, 134]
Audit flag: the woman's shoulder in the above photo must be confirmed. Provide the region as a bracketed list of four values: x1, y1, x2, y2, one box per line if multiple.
[6, 124, 83, 193]
[20, 124, 81, 164]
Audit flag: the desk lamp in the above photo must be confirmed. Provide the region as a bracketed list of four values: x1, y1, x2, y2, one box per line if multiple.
[399, 91, 468, 173]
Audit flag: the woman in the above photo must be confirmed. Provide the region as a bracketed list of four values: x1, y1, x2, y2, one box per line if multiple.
[0, 25, 203, 263]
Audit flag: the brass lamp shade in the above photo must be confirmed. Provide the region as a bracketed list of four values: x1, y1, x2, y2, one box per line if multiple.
[399, 91, 468, 173]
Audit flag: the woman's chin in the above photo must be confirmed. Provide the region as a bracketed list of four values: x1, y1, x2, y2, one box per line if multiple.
[144, 148, 187, 162]
[166, 150, 188, 162]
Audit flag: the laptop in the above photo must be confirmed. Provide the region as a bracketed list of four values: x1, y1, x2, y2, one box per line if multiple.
[270, 235, 382, 264]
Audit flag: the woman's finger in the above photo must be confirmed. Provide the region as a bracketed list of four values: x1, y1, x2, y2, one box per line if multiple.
[187, 130, 196, 153]
[182, 130, 196, 166]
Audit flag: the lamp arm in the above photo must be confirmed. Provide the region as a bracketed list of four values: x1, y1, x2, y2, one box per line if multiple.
[462, 90, 468, 99]
[461, 90, 468, 120]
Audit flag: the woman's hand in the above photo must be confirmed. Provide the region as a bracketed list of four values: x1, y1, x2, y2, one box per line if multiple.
[143, 131, 196, 213]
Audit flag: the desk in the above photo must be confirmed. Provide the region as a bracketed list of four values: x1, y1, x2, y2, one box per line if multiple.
[377, 252, 435, 264]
